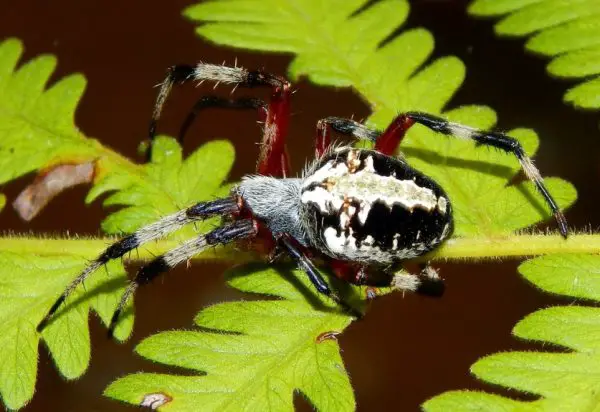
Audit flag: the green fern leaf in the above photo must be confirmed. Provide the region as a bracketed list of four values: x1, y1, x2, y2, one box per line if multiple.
[87, 136, 235, 236]
[0, 38, 233, 234]
[105, 264, 356, 411]
[0, 38, 240, 409]
[0, 0, 588, 409]
[424, 254, 600, 411]
[0, 140, 236, 410]
[185, 0, 576, 236]
[0, 251, 130, 410]
[520, 253, 600, 299]
[469, 0, 600, 109]
[0, 38, 96, 184]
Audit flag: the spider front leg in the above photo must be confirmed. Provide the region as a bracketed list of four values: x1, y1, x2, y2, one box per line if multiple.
[315, 117, 381, 156]
[150, 63, 292, 177]
[37, 197, 240, 332]
[278, 235, 362, 319]
[108, 219, 257, 336]
[314, 116, 412, 156]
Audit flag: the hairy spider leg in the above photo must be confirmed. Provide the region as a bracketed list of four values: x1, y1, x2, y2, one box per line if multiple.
[149, 63, 292, 177]
[37, 198, 240, 332]
[315, 114, 568, 237]
[108, 219, 257, 336]
[402, 111, 568, 237]
[390, 268, 445, 296]
[315, 117, 381, 157]
[278, 235, 363, 319]
[327, 252, 446, 299]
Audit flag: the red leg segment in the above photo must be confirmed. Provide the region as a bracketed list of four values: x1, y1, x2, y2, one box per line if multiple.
[257, 81, 292, 177]
[330, 259, 367, 285]
[374, 114, 416, 156]
[149, 63, 292, 177]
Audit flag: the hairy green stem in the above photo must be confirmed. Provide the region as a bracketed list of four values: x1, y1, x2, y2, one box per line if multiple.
[426, 234, 600, 260]
[0, 234, 598, 261]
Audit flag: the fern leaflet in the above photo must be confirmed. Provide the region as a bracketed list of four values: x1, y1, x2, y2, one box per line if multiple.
[0, 0, 592, 409]
[185, 0, 577, 237]
[0, 38, 236, 409]
[105, 265, 357, 411]
[424, 254, 600, 411]
[469, 0, 600, 109]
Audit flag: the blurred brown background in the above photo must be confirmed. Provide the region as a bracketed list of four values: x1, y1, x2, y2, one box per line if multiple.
[1, 0, 599, 411]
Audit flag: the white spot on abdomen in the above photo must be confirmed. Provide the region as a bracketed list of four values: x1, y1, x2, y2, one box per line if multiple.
[324, 227, 357, 253]
[437, 197, 448, 215]
[300, 186, 330, 212]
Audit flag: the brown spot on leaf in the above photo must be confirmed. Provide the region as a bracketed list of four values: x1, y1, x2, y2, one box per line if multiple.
[13, 162, 94, 221]
[140, 392, 172, 409]
[316, 331, 341, 343]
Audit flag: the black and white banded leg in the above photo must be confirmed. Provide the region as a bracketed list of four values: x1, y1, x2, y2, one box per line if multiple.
[37, 197, 240, 332]
[150, 63, 289, 140]
[318, 113, 568, 237]
[107, 219, 257, 336]
[315, 117, 381, 156]
[279, 235, 363, 319]
[404, 112, 568, 237]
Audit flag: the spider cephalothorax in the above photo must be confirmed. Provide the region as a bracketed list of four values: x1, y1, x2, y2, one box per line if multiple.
[38, 63, 568, 335]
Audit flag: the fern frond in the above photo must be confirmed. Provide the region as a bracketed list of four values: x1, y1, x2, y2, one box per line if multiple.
[424, 254, 600, 411]
[0, 38, 95, 184]
[469, 0, 600, 109]
[0, 0, 592, 409]
[0, 38, 233, 235]
[185, 0, 576, 236]
[0, 38, 238, 409]
[0, 251, 130, 410]
[105, 265, 356, 411]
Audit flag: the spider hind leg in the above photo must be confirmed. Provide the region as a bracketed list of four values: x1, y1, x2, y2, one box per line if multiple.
[331, 260, 445, 299]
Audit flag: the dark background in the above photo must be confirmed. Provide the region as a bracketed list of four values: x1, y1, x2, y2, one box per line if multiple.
[1, 0, 599, 411]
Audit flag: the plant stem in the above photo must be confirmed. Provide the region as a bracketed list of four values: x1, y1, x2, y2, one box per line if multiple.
[426, 234, 600, 260]
[0, 234, 598, 261]
[0, 236, 250, 261]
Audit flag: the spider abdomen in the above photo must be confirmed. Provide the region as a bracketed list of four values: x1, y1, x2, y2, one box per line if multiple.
[300, 148, 453, 265]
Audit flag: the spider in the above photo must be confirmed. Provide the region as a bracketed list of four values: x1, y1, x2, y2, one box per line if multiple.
[37, 63, 568, 335]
